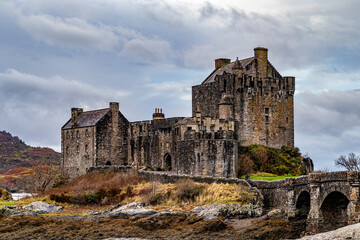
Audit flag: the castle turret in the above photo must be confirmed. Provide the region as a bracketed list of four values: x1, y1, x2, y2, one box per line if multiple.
[153, 108, 165, 120]
[71, 108, 83, 127]
[218, 95, 233, 120]
[254, 47, 268, 79]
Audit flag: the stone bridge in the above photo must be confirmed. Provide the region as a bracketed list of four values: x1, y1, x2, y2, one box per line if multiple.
[249, 171, 360, 233]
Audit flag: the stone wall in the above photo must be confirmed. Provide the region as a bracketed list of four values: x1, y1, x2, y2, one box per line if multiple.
[61, 126, 96, 178]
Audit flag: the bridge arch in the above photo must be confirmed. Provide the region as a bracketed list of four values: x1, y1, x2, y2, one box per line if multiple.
[319, 191, 350, 231]
[295, 191, 310, 218]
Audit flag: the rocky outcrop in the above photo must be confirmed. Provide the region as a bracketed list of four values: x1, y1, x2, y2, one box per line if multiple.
[23, 201, 63, 213]
[298, 223, 360, 240]
[195, 203, 262, 219]
[106, 202, 157, 218]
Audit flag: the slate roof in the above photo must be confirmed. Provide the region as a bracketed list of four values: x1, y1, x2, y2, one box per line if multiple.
[62, 108, 110, 129]
[176, 117, 198, 126]
[202, 57, 254, 84]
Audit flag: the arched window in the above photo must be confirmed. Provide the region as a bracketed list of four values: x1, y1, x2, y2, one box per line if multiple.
[66, 146, 69, 154]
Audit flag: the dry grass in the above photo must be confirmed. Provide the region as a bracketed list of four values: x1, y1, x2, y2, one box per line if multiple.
[42, 172, 256, 211]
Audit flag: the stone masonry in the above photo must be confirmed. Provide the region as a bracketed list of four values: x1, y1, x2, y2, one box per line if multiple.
[61, 47, 295, 179]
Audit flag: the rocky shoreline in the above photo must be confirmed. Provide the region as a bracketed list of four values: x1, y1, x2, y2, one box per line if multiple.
[0, 201, 308, 240]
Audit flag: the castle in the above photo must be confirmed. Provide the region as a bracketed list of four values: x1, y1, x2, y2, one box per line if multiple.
[61, 47, 295, 179]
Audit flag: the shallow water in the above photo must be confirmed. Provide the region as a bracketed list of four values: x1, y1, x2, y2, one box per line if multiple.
[11, 193, 33, 200]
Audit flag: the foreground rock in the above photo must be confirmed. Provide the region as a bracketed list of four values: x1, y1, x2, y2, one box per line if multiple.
[196, 203, 262, 219]
[23, 201, 63, 213]
[106, 202, 157, 217]
[0, 188, 12, 201]
[298, 223, 360, 240]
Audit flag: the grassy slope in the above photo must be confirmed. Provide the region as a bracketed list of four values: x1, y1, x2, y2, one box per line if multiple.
[0, 130, 61, 189]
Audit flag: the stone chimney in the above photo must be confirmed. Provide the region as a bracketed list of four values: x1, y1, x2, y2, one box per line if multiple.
[215, 58, 231, 69]
[110, 102, 120, 164]
[254, 47, 268, 79]
[71, 108, 83, 127]
[153, 108, 165, 120]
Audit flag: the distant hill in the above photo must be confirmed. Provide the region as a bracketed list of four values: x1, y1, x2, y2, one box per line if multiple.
[0, 130, 60, 174]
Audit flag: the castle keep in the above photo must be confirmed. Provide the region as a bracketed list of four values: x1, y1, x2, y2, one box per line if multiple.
[61, 47, 295, 179]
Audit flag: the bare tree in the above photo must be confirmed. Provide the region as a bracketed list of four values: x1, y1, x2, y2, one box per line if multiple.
[334, 153, 360, 171]
[17, 165, 60, 192]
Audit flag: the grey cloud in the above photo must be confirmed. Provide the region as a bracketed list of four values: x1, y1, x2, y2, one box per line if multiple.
[295, 90, 360, 170]
[19, 15, 119, 51]
[0, 69, 130, 147]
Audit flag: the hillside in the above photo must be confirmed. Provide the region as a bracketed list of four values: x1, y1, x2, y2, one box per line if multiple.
[0, 130, 60, 174]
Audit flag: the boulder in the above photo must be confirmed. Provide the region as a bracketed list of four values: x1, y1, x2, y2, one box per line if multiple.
[23, 201, 63, 213]
[108, 202, 157, 217]
[297, 222, 360, 239]
[198, 203, 262, 219]
[267, 208, 285, 217]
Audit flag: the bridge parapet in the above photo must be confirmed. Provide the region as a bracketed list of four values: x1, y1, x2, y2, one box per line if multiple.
[309, 171, 348, 183]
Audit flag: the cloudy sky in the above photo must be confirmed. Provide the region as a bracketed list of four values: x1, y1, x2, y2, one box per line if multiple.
[1, 0, 359, 170]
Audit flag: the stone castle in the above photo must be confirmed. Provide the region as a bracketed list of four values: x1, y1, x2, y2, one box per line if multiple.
[61, 47, 295, 179]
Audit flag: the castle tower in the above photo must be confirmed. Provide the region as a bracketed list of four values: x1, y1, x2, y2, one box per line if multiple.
[153, 108, 165, 120]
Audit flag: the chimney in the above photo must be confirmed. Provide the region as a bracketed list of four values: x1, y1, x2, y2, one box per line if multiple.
[153, 108, 165, 120]
[71, 108, 83, 127]
[254, 47, 268, 79]
[215, 58, 231, 69]
[109, 102, 120, 163]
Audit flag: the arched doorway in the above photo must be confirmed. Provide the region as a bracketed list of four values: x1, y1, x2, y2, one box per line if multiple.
[164, 153, 172, 171]
[319, 191, 349, 231]
[296, 191, 310, 219]
[106, 161, 112, 166]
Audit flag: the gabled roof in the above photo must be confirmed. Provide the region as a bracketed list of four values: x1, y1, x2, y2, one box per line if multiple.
[62, 108, 110, 130]
[202, 57, 254, 84]
[176, 117, 198, 126]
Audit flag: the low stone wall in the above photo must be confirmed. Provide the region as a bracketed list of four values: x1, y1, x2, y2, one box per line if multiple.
[138, 170, 263, 203]
[87, 165, 135, 174]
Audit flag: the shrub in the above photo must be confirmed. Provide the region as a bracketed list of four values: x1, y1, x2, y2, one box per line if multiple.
[0, 188, 12, 201]
[175, 179, 204, 202]
[237, 154, 254, 177]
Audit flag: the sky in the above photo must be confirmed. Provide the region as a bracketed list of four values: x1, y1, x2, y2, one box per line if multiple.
[0, 0, 360, 171]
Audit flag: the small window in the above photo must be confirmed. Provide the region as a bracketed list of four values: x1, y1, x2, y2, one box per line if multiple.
[66, 132, 70, 139]
[85, 129, 89, 137]
[286, 117, 289, 123]
[202, 126, 206, 131]
[265, 108, 269, 115]
[187, 127, 192, 131]
[210, 125, 215, 131]
[66, 146, 69, 154]
[85, 144, 88, 153]
[265, 116, 269, 124]
[219, 127, 222, 131]
[76, 130, 80, 138]
[166, 142, 170, 148]
[76, 145, 80, 153]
